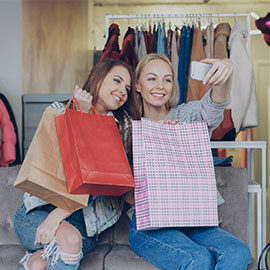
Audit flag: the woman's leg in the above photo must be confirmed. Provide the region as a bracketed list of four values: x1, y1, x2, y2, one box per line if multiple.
[129, 215, 215, 270]
[42, 208, 97, 270]
[14, 205, 50, 269]
[14, 204, 97, 270]
[186, 226, 251, 270]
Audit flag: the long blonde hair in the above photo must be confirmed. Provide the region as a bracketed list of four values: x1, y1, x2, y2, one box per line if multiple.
[132, 53, 179, 118]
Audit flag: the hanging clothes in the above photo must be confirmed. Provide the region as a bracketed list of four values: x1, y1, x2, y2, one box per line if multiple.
[211, 22, 235, 141]
[0, 93, 21, 165]
[147, 24, 153, 54]
[214, 23, 231, 59]
[152, 23, 157, 53]
[119, 27, 138, 70]
[167, 27, 173, 61]
[100, 23, 120, 62]
[228, 21, 258, 133]
[186, 22, 210, 102]
[134, 25, 147, 62]
[0, 98, 16, 167]
[143, 28, 149, 53]
[157, 21, 168, 57]
[178, 25, 186, 104]
[204, 22, 214, 59]
[182, 25, 194, 103]
[171, 28, 179, 81]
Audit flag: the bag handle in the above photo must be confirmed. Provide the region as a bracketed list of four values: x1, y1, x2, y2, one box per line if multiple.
[66, 96, 99, 116]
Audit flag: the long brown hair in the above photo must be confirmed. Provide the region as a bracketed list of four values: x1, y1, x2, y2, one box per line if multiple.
[82, 58, 136, 121]
[132, 53, 179, 119]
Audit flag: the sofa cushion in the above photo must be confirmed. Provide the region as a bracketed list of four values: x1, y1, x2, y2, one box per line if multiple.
[0, 166, 23, 245]
[0, 244, 26, 270]
[104, 245, 158, 270]
[215, 167, 248, 245]
[80, 245, 111, 270]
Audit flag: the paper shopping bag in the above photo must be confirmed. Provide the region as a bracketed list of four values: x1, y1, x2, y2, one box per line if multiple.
[133, 118, 218, 230]
[55, 104, 135, 196]
[14, 106, 89, 212]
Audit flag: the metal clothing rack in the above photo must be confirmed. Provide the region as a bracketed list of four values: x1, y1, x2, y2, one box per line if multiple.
[104, 12, 266, 259]
[105, 13, 252, 55]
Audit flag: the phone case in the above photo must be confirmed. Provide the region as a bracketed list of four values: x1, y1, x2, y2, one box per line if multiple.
[190, 61, 212, 81]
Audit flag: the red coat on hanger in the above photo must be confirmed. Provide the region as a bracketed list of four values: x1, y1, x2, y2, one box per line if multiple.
[119, 27, 138, 70]
[100, 23, 120, 61]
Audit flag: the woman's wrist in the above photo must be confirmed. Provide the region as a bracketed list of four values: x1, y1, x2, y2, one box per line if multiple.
[48, 208, 71, 223]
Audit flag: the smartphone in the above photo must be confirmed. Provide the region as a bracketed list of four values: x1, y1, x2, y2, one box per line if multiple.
[190, 61, 212, 81]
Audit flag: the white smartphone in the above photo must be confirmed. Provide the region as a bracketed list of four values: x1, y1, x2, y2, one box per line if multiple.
[190, 61, 212, 81]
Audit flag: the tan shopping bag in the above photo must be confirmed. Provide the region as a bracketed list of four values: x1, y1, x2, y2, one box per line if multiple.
[14, 106, 89, 212]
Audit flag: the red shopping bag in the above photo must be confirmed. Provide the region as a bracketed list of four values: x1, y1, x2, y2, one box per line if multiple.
[55, 98, 134, 196]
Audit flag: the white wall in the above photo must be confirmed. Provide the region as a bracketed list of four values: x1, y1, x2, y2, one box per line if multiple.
[0, 0, 22, 156]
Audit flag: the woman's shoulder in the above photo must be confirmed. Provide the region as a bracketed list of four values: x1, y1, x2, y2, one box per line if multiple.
[50, 101, 66, 113]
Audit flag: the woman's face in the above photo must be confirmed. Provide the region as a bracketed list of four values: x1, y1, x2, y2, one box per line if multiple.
[94, 65, 131, 115]
[136, 59, 173, 109]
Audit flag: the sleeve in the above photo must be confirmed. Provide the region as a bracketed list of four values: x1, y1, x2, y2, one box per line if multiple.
[172, 89, 231, 135]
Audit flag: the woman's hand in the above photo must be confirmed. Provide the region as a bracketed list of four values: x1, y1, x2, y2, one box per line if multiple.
[73, 85, 93, 113]
[163, 120, 179, 125]
[35, 208, 71, 245]
[201, 59, 234, 104]
[123, 190, 135, 205]
[201, 59, 233, 86]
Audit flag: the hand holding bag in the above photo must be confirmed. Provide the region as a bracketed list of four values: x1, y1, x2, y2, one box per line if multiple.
[55, 97, 135, 196]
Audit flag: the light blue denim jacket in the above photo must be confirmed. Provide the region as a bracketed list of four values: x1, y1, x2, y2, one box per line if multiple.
[23, 90, 229, 237]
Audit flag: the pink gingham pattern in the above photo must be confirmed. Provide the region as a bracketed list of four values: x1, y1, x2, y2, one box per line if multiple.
[132, 118, 218, 230]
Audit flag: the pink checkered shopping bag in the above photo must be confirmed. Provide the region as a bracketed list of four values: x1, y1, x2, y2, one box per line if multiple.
[132, 118, 218, 230]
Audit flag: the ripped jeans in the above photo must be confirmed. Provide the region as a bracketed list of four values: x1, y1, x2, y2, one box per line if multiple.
[14, 204, 97, 270]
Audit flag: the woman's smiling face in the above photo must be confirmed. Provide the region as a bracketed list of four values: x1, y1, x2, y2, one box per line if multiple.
[136, 59, 173, 109]
[94, 65, 131, 115]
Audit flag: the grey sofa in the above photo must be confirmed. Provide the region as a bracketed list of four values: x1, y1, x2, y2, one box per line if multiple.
[0, 165, 256, 269]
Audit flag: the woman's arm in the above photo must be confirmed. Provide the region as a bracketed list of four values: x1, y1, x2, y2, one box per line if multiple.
[35, 208, 72, 245]
[201, 59, 234, 104]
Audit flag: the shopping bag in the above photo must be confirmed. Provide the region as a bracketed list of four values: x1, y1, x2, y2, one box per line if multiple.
[133, 118, 218, 230]
[14, 106, 89, 212]
[55, 98, 134, 196]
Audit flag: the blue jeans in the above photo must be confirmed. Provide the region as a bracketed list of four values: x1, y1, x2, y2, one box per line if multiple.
[129, 215, 251, 270]
[14, 204, 97, 269]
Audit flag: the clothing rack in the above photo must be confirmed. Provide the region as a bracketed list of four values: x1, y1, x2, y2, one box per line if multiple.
[105, 13, 251, 56]
[104, 12, 267, 259]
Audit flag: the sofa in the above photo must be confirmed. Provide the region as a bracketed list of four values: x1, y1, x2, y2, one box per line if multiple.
[0, 165, 256, 269]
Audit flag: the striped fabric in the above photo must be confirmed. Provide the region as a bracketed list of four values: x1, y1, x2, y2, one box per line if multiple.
[133, 118, 218, 230]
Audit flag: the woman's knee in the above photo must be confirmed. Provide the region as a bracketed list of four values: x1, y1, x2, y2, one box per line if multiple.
[221, 240, 251, 268]
[189, 247, 214, 269]
[20, 250, 47, 270]
[27, 257, 47, 270]
[55, 222, 82, 254]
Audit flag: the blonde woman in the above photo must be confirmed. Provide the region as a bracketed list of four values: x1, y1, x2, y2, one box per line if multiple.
[128, 53, 251, 270]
